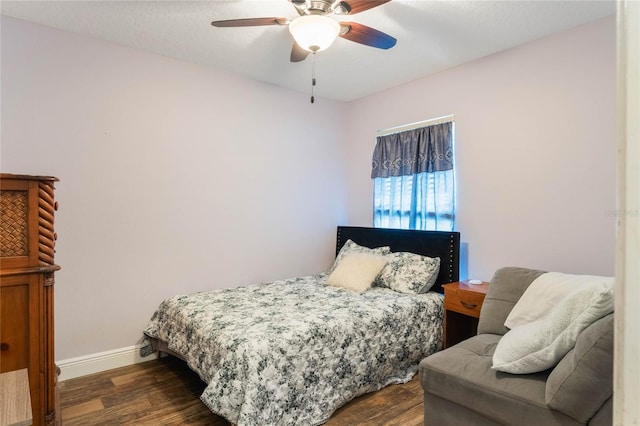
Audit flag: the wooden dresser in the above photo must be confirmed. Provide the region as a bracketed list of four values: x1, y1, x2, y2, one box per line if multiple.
[0, 174, 60, 426]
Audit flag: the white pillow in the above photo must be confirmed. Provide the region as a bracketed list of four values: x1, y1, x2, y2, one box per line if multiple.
[492, 279, 614, 374]
[328, 239, 390, 275]
[327, 253, 388, 293]
[505, 272, 612, 329]
[375, 252, 440, 294]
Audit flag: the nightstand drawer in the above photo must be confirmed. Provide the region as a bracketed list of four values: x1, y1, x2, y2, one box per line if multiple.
[444, 286, 485, 318]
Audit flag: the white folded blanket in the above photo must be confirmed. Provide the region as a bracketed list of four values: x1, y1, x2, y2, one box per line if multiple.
[505, 272, 613, 329]
[492, 271, 614, 374]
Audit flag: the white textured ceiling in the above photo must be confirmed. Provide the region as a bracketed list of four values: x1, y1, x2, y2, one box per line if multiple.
[0, 0, 615, 101]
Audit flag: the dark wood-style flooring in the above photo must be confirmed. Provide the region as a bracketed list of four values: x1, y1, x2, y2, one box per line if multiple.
[59, 356, 424, 425]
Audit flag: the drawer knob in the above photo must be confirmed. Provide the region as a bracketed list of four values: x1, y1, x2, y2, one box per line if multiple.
[0, 342, 9, 351]
[460, 301, 478, 309]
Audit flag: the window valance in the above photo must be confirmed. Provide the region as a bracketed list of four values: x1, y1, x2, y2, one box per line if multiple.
[371, 121, 454, 178]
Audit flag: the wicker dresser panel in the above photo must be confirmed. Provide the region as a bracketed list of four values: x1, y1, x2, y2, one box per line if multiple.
[0, 173, 59, 426]
[0, 190, 29, 257]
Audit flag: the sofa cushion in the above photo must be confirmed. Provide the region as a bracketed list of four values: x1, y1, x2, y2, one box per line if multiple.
[420, 334, 579, 425]
[545, 314, 614, 423]
[478, 267, 546, 336]
[589, 397, 613, 426]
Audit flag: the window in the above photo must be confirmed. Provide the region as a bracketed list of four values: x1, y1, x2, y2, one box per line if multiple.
[371, 119, 455, 231]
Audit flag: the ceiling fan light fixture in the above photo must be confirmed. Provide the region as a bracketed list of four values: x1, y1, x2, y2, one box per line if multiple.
[289, 15, 340, 52]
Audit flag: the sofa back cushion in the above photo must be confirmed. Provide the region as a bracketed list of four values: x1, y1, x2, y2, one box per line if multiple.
[477, 267, 546, 336]
[545, 313, 613, 423]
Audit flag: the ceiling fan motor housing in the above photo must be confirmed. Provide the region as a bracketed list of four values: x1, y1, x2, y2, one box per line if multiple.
[292, 0, 351, 16]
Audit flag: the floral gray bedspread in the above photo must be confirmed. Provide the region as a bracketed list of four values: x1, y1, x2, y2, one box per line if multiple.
[142, 274, 443, 425]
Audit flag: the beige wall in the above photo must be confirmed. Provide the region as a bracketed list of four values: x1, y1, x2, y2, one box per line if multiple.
[1, 16, 349, 360]
[1, 16, 617, 364]
[344, 17, 616, 281]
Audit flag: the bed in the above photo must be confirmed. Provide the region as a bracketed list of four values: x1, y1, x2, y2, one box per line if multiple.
[141, 226, 460, 425]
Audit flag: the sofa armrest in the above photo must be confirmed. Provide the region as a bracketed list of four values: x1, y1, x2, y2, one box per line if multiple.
[477, 267, 546, 335]
[545, 313, 613, 423]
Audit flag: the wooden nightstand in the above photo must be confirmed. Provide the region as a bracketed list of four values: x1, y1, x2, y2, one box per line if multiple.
[442, 281, 489, 349]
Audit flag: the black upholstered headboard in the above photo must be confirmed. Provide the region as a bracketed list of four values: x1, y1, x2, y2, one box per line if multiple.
[336, 226, 460, 294]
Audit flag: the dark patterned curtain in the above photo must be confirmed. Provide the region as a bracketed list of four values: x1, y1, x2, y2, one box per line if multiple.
[371, 122, 454, 178]
[371, 121, 455, 231]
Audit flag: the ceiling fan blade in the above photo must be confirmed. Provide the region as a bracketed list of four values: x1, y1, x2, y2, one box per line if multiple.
[211, 17, 289, 27]
[340, 0, 391, 15]
[339, 22, 396, 49]
[290, 42, 310, 63]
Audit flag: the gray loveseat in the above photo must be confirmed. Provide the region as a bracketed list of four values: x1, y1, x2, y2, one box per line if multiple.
[419, 267, 613, 425]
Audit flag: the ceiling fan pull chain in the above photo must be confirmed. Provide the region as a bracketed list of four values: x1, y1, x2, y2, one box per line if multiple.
[311, 52, 317, 104]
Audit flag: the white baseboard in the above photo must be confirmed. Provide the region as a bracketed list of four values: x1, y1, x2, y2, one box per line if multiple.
[57, 344, 157, 382]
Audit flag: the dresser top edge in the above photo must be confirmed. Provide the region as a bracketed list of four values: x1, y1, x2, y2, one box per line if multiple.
[0, 173, 59, 182]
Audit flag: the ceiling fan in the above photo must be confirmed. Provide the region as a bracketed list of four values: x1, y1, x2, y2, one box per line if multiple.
[211, 0, 397, 63]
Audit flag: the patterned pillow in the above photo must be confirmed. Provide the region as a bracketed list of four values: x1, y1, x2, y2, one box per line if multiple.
[328, 239, 391, 274]
[375, 252, 440, 294]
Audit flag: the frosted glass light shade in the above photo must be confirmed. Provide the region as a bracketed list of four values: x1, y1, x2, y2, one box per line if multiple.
[289, 15, 340, 52]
